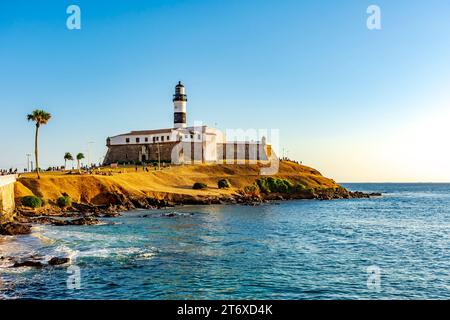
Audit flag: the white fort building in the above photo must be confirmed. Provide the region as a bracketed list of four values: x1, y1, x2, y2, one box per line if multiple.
[104, 82, 272, 165]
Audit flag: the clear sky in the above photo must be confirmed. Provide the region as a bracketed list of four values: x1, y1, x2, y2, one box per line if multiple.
[1, 0, 449, 182]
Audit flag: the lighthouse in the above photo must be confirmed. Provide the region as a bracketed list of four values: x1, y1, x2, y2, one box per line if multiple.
[104, 82, 272, 166]
[173, 81, 187, 128]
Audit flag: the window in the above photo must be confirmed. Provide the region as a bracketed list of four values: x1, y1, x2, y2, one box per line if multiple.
[190, 135, 194, 139]
[167, 136, 170, 141]
[161, 136, 165, 142]
[136, 138, 140, 143]
[156, 137, 159, 141]
[185, 135, 188, 139]
[198, 134, 201, 140]
[152, 137, 156, 142]
[126, 138, 130, 143]
[145, 137, 148, 142]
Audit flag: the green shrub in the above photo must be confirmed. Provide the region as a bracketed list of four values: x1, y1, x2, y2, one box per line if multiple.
[255, 179, 269, 193]
[244, 183, 259, 194]
[57, 196, 72, 208]
[21, 196, 43, 208]
[255, 177, 294, 194]
[192, 182, 208, 190]
[292, 183, 307, 193]
[218, 179, 231, 189]
[244, 179, 314, 195]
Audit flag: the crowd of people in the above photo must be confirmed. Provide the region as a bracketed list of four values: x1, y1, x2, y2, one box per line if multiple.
[280, 157, 302, 165]
[0, 168, 18, 176]
[0, 163, 169, 177]
[62, 162, 170, 176]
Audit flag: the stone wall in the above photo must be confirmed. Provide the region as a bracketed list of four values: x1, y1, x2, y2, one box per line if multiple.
[104, 141, 271, 165]
[0, 175, 17, 221]
[104, 142, 179, 164]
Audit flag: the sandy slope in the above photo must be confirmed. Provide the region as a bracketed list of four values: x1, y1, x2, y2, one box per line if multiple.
[15, 161, 339, 205]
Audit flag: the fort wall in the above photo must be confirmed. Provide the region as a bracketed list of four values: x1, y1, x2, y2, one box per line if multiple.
[104, 141, 271, 165]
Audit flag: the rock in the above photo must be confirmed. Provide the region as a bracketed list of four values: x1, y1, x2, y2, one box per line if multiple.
[48, 257, 70, 266]
[0, 223, 32, 236]
[350, 191, 370, 199]
[100, 211, 121, 218]
[71, 202, 93, 213]
[347, 191, 382, 199]
[28, 216, 100, 226]
[12, 214, 30, 223]
[146, 198, 175, 208]
[48, 219, 71, 226]
[131, 198, 150, 209]
[13, 260, 43, 268]
[369, 192, 382, 197]
[69, 217, 100, 226]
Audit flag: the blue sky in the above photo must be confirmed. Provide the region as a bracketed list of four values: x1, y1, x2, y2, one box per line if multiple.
[1, 0, 450, 181]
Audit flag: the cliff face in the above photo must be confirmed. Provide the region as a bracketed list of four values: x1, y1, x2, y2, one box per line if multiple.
[14, 161, 343, 209]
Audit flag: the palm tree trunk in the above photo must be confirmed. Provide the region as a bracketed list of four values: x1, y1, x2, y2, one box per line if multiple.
[35, 124, 40, 179]
[64, 159, 67, 170]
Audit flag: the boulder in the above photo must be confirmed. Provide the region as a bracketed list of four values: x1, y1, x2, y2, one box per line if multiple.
[13, 260, 43, 268]
[369, 192, 382, 197]
[69, 217, 100, 226]
[0, 223, 32, 236]
[48, 257, 70, 266]
[28, 216, 100, 226]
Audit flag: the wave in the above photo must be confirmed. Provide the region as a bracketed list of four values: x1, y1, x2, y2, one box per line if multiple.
[74, 246, 159, 260]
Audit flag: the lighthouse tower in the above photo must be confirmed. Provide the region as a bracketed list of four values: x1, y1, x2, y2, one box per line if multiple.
[173, 81, 187, 129]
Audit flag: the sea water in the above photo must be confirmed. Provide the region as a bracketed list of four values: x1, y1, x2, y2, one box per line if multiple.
[1, 183, 450, 299]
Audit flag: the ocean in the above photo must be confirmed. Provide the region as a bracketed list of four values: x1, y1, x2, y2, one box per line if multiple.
[1, 183, 450, 299]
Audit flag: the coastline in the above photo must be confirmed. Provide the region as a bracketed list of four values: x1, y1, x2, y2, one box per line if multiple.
[10, 161, 381, 216]
[2, 183, 449, 300]
[0, 189, 380, 271]
[1, 161, 381, 253]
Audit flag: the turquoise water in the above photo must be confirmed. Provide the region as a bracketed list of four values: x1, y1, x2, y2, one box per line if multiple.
[1, 183, 450, 299]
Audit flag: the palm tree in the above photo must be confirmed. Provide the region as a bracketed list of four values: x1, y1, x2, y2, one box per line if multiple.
[76, 153, 85, 172]
[27, 110, 52, 179]
[64, 152, 73, 170]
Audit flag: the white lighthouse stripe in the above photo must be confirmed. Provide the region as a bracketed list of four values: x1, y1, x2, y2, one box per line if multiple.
[174, 101, 186, 112]
[174, 123, 187, 129]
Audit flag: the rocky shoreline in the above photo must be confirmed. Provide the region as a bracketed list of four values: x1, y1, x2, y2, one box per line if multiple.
[0, 188, 381, 269]
[2, 188, 381, 235]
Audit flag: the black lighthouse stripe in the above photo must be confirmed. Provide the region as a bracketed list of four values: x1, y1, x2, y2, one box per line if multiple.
[174, 112, 186, 124]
